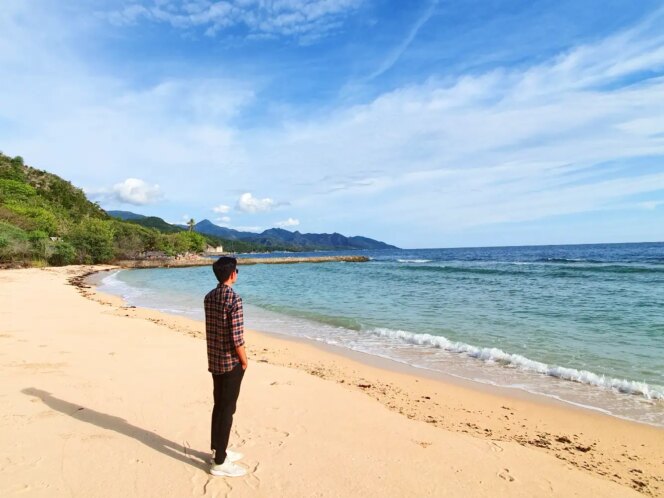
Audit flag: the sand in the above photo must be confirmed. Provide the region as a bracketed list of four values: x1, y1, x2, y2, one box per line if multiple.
[1, 266, 662, 497]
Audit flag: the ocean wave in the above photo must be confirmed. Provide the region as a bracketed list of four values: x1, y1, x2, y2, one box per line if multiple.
[536, 258, 602, 264]
[397, 259, 433, 263]
[368, 327, 664, 401]
[400, 265, 522, 276]
[551, 264, 664, 274]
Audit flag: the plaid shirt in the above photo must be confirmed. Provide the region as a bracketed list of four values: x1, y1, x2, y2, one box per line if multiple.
[204, 284, 245, 374]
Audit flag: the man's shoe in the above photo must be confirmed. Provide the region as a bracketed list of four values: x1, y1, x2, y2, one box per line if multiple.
[209, 460, 247, 477]
[210, 449, 243, 464]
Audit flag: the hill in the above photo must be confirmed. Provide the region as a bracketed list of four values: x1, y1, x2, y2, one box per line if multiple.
[0, 153, 211, 265]
[109, 213, 396, 251]
[193, 219, 397, 251]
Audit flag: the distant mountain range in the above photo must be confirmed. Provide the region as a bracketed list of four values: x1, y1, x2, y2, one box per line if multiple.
[108, 211, 398, 251]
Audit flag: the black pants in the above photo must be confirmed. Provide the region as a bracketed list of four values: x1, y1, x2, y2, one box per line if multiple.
[211, 363, 245, 465]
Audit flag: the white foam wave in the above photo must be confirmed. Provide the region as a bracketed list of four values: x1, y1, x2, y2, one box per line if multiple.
[98, 270, 150, 302]
[368, 327, 664, 401]
[397, 259, 432, 263]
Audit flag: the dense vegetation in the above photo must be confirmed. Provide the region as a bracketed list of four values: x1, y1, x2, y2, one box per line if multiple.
[0, 152, 242, 266]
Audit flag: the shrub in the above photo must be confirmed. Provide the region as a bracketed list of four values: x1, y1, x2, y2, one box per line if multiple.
[0, 221, 30, 262]
[0, 178, 37, 202]
[3, 203, 58, 234]
[68, 218, 116, 263]
[48, 240, 76, 266]
[27, 230, 49, 259]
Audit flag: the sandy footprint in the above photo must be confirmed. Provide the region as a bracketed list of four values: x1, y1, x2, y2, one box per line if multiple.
[488, 441, 504, 453]
[498, 468, 515, 482]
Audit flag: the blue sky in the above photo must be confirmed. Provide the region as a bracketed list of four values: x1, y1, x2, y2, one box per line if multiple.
[1, 0, 663, 248]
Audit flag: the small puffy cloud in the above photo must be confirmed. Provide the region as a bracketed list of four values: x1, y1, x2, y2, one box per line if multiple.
[113, 178, 162, 205]
[275, 217, 300, 228]
[87, 178, 163, 206]
[236, 192, 276, 213]
[212, 204, 231, 214]
[216, 216, 232, 224]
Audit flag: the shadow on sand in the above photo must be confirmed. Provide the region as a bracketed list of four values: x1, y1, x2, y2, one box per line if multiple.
[22, 387, 209, 471]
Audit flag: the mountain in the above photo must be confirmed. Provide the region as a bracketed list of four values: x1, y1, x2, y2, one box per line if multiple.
[193, 219, 258, 240]
[194, 219, 397, 250]
[107, 213, 398, 251]
[107, 210, 147, 221]
[108, 212, 182, 234]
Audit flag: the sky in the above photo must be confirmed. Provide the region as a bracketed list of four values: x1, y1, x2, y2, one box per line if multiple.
[1, 0, 663, 249]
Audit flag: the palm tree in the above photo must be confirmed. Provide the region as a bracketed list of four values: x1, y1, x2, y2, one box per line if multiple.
[187, 218, 195, 232]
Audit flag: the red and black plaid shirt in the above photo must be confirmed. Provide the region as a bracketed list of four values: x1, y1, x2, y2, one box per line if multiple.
[204, 284, 245, 374]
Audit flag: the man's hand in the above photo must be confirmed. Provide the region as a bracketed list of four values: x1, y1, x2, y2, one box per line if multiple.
[236, 345, 248, 371]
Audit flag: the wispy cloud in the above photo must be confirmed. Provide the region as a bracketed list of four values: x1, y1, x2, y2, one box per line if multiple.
[366, 0, 438, 80]
[105, 0, 365, 43]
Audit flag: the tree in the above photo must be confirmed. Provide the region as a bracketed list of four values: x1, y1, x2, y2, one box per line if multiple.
[68, 218, 116, 263]
[187, 218, 195, 232]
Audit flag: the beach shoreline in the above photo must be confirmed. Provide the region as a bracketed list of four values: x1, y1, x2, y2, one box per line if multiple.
[1, 265, 662, 497]
[85, 266, 663, 495]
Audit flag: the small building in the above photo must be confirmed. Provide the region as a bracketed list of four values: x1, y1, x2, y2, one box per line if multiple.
[206, 245, 224, 254]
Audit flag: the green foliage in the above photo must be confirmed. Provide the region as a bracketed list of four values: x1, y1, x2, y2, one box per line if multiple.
[3, 203, 58, 234]
[27, 230, 49, 260]
[0, 221, 30, 262]
[68, 218, 116, 263]
[174, 231, 206, 253]
[125, 216, 182, 233]
[48, 240, 76, 266]
[0, 179, 37, 202]
[111, 220, 158, 258]
[0, 154, 26, 182]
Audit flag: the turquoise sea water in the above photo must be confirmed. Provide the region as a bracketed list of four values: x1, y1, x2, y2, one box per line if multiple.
[98, 242, 664, 426]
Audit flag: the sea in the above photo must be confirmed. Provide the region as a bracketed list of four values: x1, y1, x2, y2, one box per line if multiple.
[97, 242, 664, 427]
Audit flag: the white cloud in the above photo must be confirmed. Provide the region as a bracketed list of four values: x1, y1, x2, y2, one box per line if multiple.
[275, 217, 300, 228]
[104, 0, 364, 43]
[236, 192, 276, 213]
[86, 178, 163, 206]
[212, 204, 231, 214]
[216, 215, 232, 224]
[112, 178, 163, 205]
[232, 225, 262, 232]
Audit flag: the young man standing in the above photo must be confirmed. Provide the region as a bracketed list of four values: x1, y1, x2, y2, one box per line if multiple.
[204, 256, 248, 477]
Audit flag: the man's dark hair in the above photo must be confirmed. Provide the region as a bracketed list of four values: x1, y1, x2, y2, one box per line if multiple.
[212, 256, 237, 283]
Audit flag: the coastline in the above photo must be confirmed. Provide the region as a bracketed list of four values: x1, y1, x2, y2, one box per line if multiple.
[1, 265, 662, 497]
[113, 254, 370, 268]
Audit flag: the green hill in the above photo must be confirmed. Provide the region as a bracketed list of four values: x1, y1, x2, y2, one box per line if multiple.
[0, 152, 256, 266]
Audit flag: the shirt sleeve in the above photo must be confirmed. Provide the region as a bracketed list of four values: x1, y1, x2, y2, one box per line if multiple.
[230, 295, 245, 348]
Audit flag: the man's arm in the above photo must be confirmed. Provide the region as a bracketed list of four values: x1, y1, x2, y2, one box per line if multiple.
[231, 296, 247, 369]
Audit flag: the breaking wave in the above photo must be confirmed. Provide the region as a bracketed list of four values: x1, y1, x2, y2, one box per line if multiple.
[368, 327, 664, 401]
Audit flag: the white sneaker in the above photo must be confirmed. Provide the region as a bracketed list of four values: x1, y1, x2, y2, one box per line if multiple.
[210, 449, 243, 464]
[209, 459, 247, 477]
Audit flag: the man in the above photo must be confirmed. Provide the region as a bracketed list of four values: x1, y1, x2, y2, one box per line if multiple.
[204, 256, 248, 477]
